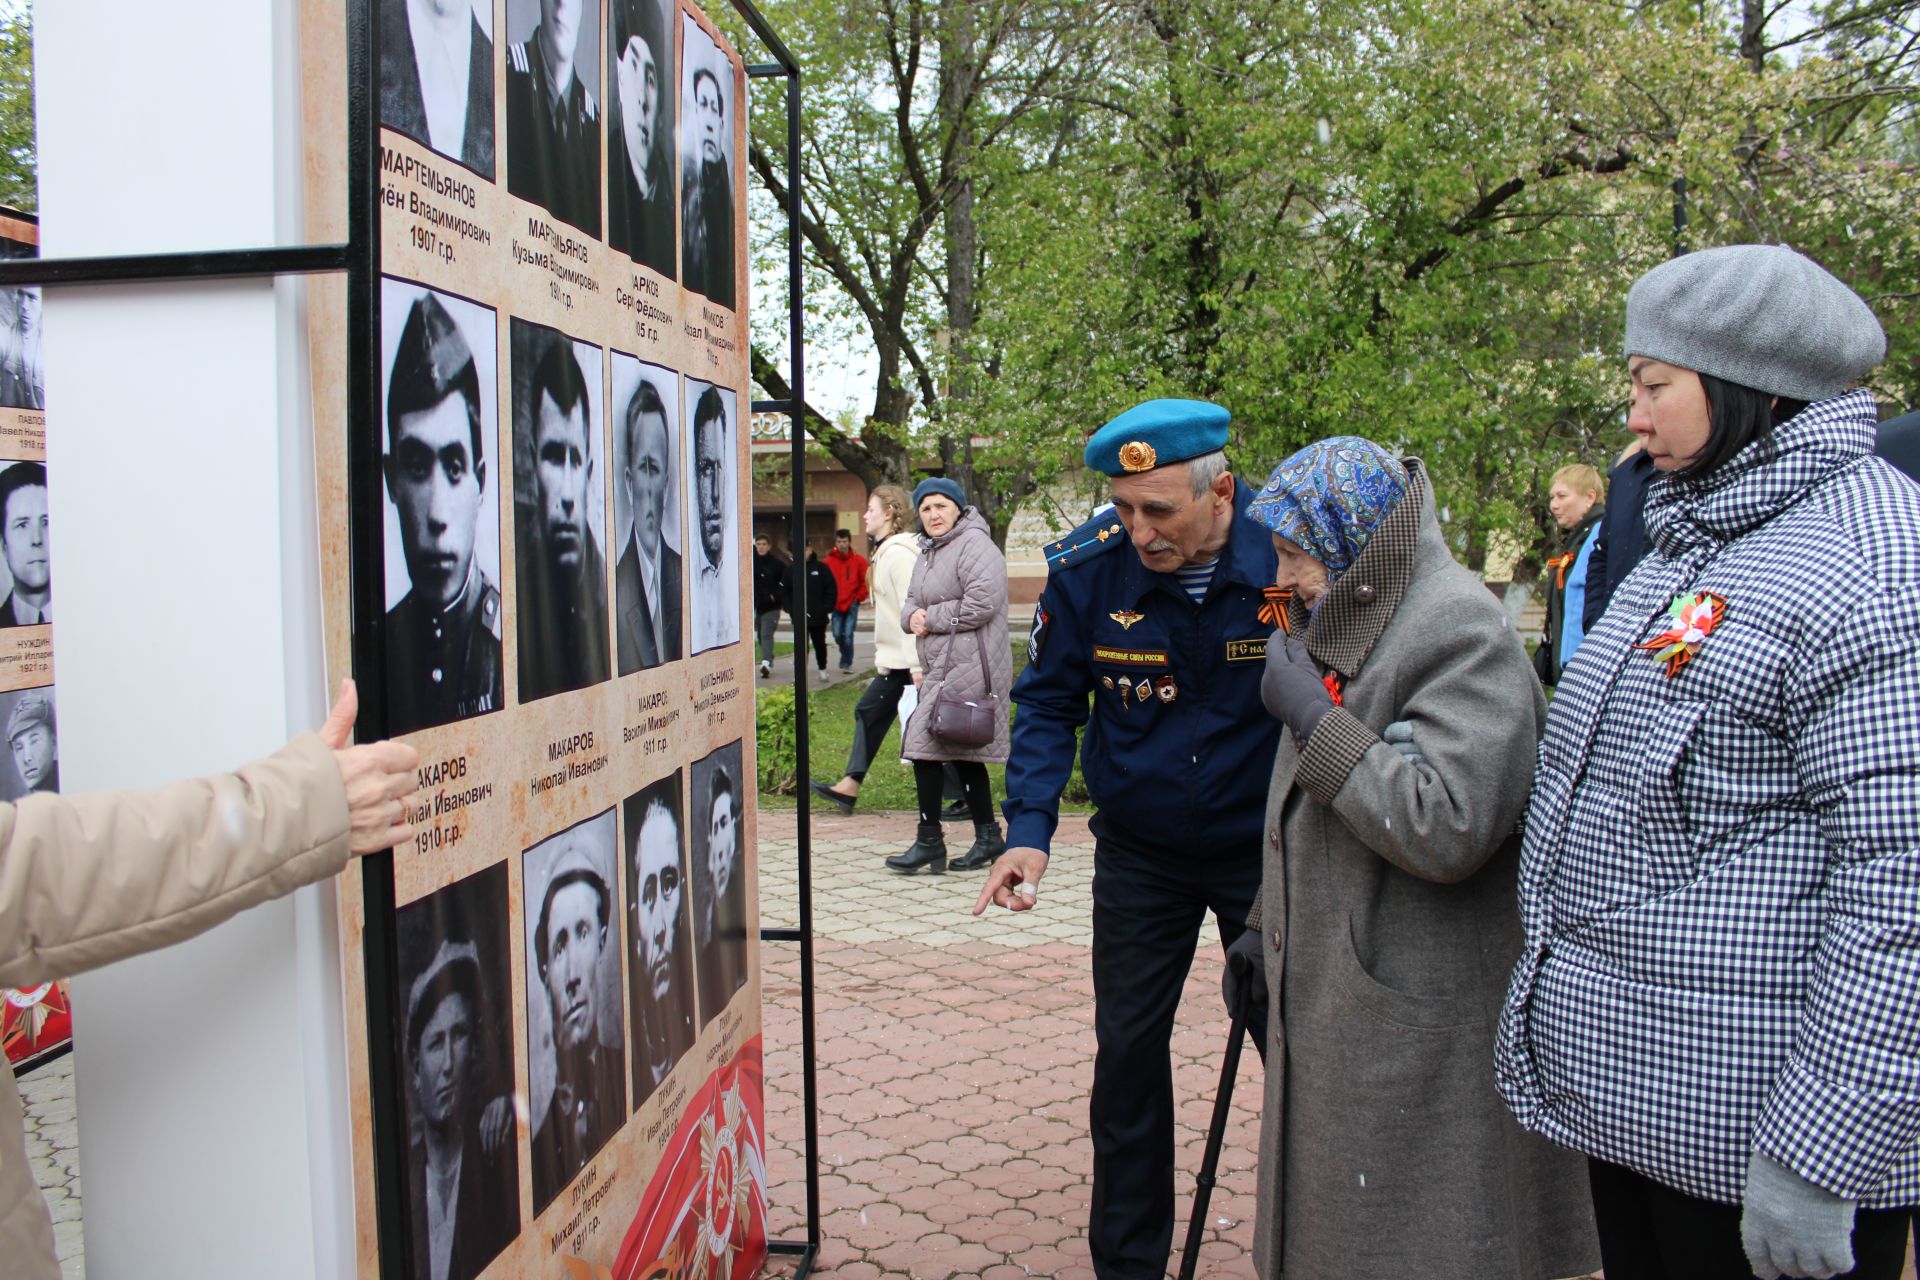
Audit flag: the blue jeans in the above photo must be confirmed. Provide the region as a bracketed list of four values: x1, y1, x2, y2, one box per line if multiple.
[830, 604, 859, 669]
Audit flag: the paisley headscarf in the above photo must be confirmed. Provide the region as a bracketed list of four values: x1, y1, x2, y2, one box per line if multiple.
[1246, 436, 1408, 580]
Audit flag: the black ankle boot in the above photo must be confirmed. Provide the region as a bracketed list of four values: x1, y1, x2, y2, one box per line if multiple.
[886, 821, 947, 874]
[950, 820, 1004, 871]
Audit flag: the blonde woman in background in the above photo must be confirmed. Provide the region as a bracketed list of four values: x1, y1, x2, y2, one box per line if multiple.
[811, 484, 920, 813]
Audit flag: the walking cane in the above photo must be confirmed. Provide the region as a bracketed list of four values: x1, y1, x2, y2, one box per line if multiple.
[1177, 1008, 1249, 1280]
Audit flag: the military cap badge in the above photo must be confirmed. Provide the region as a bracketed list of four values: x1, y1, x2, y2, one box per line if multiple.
[1118, 441, 1158, 472]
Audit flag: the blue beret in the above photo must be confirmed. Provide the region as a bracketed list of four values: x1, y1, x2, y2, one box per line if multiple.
[1083, 398, 1231, 477]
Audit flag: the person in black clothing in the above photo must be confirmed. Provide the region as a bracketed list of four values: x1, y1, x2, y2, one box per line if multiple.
[1582, 440, 1658, 633]
[785, 549, 834, 678]
[751, 534, 785, 677]
[1876, 409, 1920, 482]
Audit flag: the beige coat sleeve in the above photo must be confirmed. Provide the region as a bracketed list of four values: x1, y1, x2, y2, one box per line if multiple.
[0, 733, 353, 990]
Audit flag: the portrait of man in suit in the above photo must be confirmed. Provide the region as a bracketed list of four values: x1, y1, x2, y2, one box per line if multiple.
[614, 358, 682, 674]
[379, 0, 495, 176]
[624, 771, 693, 1107]
[0, 462, 49, 628]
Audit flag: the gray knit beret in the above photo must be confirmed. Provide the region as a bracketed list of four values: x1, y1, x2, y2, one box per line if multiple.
[1624, 244, 1885, 402]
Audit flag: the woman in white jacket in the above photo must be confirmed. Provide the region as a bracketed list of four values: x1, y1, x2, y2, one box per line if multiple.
[811, 485, 922, 812]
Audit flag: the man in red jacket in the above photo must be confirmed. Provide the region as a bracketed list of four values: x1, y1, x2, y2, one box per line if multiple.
[824, 527, 868, 674]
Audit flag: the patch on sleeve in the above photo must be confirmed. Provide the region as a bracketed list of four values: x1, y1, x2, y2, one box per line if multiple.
[1028, 605, 1050, 663]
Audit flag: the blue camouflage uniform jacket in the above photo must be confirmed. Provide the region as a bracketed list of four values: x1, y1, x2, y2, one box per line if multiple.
[1003, 480, 1281, 858]
[1496, 391, 1920, 1207]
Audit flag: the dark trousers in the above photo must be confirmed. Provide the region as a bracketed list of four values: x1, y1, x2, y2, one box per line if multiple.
[1589, 1158, 1915, 1280]
[845, 669, 910, 780]
[1088, 829, 1265, 1279]
[913, 759, 991, 824]
[801, 615, 828, 670]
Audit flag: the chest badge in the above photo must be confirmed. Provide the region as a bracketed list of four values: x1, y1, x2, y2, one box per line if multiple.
[1109, 608, 1145, 631]
[1154, 675, 1178, 704]
[1636, 592, 1728, 678]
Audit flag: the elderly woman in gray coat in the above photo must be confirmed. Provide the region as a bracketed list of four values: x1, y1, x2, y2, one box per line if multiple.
[887, 478, 1011, 875]
[1224, 437, 1596, 1279]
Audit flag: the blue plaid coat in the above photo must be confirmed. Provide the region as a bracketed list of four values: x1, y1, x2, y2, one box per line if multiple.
[1496, 390, 1920, 1208]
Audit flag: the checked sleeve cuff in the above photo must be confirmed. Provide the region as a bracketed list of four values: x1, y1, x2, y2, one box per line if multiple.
[1294, 707, 1380, 807]
[1752, 1057, 1920, 1200]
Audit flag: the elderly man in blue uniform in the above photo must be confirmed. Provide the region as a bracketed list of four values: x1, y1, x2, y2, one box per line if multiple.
[975, 399, 1280, 1279]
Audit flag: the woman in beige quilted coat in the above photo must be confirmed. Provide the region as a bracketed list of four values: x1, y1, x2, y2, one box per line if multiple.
[0, 680, 417, 1280]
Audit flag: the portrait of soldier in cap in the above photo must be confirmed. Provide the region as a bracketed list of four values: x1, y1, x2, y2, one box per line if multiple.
[524, 810, 626, 1209]
[381, 282, 503, 736]
[689, 740, 746, 1030]
[511, 321, 610, 702]
[396, 863, 518, 1280]
[0, 461, 50, 628]
[684, 379, 739, 656]
[679, 16, 735, 308]
[612, 355, 682, 674]
[4, 690, 56, 796]
[607, 0, 675, 277]
[378, 0, 495, 177]
[505, 0, 602, 237]
[623, 771, 693, 1107]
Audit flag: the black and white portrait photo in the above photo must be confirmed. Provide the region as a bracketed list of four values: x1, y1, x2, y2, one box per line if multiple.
[381, 280, 503, 736]
[689, 740, 747, 1030]
[679, 16, 735, 309]
[0, 686, 56, 801]
[607, 0, 675, 276]
[395, 862, 519, 1280]
[0, 284, 43, 412]
[379, 0, 495, 177]
[684, 378, 739, 655]
[612, 355, 682, 674]
[506, 0, 602, 236]
[623, 771, 694, 1109]
[523, 810, 627, 1210]
[511, 319, 610, 702]
[0, 461, 50, 627]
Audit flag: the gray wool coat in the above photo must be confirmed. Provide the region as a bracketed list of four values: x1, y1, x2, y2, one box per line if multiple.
[1249, 461, 1597, 1280]
[900, 506, 1011, 764]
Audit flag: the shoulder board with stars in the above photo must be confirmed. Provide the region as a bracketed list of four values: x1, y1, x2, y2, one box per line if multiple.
[1044, 511, 1128, 571]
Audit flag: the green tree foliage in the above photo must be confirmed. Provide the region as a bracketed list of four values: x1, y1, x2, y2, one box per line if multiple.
[744, 0, 1918, 565]
[0, 6, 33, 214]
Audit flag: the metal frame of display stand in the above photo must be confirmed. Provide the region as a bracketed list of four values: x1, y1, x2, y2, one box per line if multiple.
[0, 0, 820, 1273]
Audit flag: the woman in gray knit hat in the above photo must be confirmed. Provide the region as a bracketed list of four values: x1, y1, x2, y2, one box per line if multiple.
[1496, 245, 1919, 1280]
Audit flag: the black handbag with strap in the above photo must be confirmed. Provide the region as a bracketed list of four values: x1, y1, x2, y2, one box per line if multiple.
[926, 626, 999, 748]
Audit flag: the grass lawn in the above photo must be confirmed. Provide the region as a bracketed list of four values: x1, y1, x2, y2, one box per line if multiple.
[758, 640, 1093, 814]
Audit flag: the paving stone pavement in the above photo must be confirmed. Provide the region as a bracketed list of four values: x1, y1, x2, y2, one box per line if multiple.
[755, 809, 1262, 1279]
[17, 807, 1913, 1280]
[20, 1050, 86, 1279]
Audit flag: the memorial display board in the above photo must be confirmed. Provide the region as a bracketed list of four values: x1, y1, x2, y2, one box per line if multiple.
[0, 211, 68, 1073]
[301, 2, 765, 1274]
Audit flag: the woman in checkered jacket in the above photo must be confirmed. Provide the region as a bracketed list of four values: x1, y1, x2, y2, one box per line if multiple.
[1496, 245, 1919, 1280]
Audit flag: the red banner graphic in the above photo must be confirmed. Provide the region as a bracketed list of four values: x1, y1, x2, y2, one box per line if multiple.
[612, 1036, 768, 1280]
